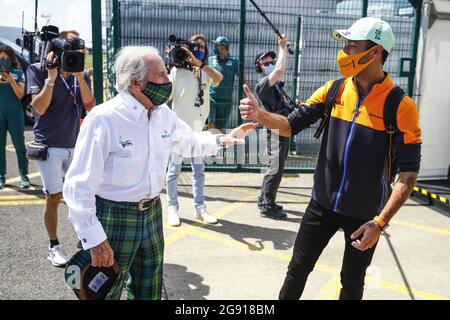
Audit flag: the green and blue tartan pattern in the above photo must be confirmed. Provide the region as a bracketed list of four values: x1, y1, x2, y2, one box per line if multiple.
[65, 196, 164, 300]
[142, 82, 172, 106]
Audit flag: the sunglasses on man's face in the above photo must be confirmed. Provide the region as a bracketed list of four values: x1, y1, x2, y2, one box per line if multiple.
[260, 60, 276, 67]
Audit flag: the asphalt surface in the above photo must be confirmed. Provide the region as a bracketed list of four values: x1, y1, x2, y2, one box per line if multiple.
[0, 128, 449, 300]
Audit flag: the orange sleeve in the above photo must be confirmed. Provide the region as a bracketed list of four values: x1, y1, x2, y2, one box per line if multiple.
[305, 80, 334, 105]
[397, 96, 422, 144]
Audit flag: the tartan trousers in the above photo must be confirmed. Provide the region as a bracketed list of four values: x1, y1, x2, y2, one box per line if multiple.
[99, 196, 164, 300]
[68, 196, 165, 300]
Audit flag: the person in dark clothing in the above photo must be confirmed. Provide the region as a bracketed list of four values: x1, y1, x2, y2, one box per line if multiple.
[254, 35, 293, 220]
[240, 17, 421, 300]
[27, 30, 95, 267]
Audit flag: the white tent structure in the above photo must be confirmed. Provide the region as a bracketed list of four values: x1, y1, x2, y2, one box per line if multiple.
[416, 0, 450, 180]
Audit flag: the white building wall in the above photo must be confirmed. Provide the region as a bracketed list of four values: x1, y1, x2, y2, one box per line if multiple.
[417, 0, 450, 179]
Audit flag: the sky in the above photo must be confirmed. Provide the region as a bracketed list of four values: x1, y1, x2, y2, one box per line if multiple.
[0, 0, 93, 45]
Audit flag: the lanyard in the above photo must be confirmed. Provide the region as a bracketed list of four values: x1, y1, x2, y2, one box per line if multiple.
[60, 75, 79, 118]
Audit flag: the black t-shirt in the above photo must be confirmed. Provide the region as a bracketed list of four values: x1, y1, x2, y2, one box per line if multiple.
[26, 63, 91, 148]
[255, 75, 292, 116]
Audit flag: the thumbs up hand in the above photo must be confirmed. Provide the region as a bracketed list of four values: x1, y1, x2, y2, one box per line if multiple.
[239, 84, 261, 121]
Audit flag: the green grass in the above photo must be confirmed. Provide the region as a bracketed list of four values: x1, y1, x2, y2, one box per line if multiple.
[85, 54, 93, 71]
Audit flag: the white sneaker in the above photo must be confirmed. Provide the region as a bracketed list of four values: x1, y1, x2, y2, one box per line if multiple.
[167, 205, 181, 227]
[194, 205, 218, 224]
[47, 245, 69, 267]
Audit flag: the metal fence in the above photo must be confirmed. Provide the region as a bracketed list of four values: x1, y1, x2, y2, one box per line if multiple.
[99, 0, 421, 173]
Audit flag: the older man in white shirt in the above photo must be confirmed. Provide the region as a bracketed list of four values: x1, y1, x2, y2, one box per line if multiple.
[62, 46, 256, 300]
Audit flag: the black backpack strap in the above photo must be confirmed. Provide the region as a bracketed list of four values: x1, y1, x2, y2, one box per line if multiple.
[384, 86, 405, 134]
[314, 78, 346, 139]
[384, 86, 405, 184]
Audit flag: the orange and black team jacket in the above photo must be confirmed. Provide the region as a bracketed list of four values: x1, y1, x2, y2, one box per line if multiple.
[287, 73, 422, 221]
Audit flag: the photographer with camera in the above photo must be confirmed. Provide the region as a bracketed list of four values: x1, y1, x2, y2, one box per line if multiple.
[0, 44, 30, 190]
[26, 29, 95, 267]
[165, 34, 223, 227]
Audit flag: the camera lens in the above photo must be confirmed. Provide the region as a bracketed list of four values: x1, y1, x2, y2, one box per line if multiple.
[65, 55, 77, 68]
[62, 52, 84, 72]
[173, 48, 188, 62]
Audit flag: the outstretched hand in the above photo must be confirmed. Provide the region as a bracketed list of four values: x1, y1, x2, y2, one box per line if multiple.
[220, 122, 258, 147]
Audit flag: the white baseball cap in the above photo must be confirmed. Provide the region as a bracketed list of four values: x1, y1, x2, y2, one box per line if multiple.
[331, 17, 395, 53]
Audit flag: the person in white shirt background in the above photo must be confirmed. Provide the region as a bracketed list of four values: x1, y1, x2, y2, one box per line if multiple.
[62, 45, 257, 300]
[166, 34, 224, 227]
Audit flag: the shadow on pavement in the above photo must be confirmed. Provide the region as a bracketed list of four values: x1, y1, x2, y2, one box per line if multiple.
[181, 218, 298, 252]
[383, 232, 415, 300]
[163, 263, 209, 300]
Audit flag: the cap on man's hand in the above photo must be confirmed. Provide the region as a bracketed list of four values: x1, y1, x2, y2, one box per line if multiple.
[64, 250, 121, 300]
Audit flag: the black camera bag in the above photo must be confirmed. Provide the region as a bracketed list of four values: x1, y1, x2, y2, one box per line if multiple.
[26, 141, 49, 161]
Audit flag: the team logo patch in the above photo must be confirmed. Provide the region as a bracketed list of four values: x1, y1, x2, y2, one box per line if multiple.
[162, 130, 171, 139]
[375, 29, 383, 40]
[119, 136, 133, 148]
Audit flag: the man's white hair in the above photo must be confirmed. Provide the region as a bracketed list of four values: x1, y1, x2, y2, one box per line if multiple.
[114, 46, 160, 92]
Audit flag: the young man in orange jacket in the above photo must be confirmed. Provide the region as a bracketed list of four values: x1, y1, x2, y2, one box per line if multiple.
[240, 17, 421, 300]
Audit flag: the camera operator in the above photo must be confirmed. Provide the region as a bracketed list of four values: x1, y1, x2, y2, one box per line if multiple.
[166, 34, 223, 227]
[26, 30, 95, 267]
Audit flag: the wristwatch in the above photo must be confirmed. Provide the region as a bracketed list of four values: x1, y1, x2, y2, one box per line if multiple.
[45, 79, 55, 87]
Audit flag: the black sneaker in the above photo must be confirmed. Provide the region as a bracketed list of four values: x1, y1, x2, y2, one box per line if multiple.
[258, 198, 283, 211]
[257, 197, 263, 210]
[275, 203, 284, 211]
[260, 205, 287, 220]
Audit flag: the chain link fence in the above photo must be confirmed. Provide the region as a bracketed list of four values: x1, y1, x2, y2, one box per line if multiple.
[101, 0, 419, 172]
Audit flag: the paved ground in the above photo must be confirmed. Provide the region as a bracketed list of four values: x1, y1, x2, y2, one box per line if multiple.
[0, 129, 449, 300]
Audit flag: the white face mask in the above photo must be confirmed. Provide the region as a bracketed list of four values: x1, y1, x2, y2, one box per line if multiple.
[263, 64, 275, 76]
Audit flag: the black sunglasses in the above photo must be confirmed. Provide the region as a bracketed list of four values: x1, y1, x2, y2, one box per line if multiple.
[260, 60, 276, 67]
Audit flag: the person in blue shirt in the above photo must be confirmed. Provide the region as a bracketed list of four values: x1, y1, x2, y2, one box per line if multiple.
[0, 44, 29, 189]
[26, 30, 96, 267]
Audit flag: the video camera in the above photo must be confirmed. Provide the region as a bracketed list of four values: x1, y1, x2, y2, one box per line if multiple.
[165, 34, 201, 69]
[39, 25, 85, 73]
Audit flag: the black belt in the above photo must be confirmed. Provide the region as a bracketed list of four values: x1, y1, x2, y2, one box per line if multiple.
[137, 196, 160, 212]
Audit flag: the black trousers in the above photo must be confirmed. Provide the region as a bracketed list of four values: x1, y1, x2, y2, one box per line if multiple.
[260, 130, 290, 206]
[279, 199, 378, 300]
